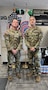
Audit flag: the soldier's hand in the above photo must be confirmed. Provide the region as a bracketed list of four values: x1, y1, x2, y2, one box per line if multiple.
[12, 49, 18, 55]
[30, 47, 35, 51]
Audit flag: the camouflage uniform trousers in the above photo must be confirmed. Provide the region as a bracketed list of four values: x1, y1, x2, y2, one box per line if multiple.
[28, 48, 41, 76]
[7, 51, 21, 76]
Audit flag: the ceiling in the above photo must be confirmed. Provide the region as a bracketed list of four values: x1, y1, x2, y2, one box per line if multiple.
[0, 0, 48, 9]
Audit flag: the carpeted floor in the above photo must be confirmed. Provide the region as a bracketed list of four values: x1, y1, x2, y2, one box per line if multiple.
[0, 78, 7, 90]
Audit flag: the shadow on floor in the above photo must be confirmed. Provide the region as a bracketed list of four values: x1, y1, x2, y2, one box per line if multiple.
[0, 78, 7, 90]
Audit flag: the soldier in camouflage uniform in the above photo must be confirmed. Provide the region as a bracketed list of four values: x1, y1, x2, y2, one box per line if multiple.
[4, 19, 22, 81]
[24, 16, 43, 82]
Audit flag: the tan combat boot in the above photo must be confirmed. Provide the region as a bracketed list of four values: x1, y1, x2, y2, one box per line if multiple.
[16, 73, 21, 79]
[8, 75, 12, 81]
[35, 76, 41, 82]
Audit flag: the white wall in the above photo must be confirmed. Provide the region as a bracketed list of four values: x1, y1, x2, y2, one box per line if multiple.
[0, 21, 1, 55]
[0, 6, 13, 16]
[0, 20, 8, 62]
[38, 26, 48, 47]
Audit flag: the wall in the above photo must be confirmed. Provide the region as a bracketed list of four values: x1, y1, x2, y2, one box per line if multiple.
[0, 20, 8, 62]
[38, 26, 48, 47]
[0, 21, 1, 55]
[0, 6, 13, 16]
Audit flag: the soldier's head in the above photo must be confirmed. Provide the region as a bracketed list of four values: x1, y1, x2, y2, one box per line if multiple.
[29, 16, 36, 26]
[11, 19, 19, 29]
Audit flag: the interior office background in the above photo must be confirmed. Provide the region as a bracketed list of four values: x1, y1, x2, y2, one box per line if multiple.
[0, 6, 48, 64]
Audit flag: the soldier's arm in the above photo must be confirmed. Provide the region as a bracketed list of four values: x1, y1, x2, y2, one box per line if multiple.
[4, 32, 13, 51]
[34, 30, 43, 48]
[25, 40, 31, 48]
[16, 32, 23, 51]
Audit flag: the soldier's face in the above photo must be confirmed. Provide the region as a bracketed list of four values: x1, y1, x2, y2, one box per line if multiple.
[12, 19, 18, 28]
[30, 17, 36, 26]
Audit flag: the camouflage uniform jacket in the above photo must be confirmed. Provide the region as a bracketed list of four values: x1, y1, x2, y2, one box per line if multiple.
[4, 28, 23, 51]
[25, 26, 43, 49]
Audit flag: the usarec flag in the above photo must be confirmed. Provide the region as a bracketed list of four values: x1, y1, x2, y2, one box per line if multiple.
[21, 12, 30, 36]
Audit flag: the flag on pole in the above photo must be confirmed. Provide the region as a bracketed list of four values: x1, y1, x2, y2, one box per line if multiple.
[21, 11, 30, 51]
[21, 12, 30, 36]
